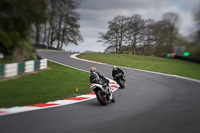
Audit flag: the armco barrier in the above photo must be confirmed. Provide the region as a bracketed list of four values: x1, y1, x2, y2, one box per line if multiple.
[0, 59, 47, 79]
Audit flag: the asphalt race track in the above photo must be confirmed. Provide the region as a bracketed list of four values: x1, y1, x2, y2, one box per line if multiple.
[0, 50, 200, 133]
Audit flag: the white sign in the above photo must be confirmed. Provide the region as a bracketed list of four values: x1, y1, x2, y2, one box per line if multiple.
[0, 52, 4, 59]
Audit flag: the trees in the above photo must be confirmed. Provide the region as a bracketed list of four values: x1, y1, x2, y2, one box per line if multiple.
[153, 20, 170, 56]
[98, 15, 128, 54]
[98, 12, 180, 56]
[152, 12, 179, 56]
[0, 0, 46, 62]
[59, 12, 83, 50]
[32, 0, 83, 50]
[194, 4, 200, 44]
[163, 12, 179, 53]
[0, 0, 83, 62]
[142, 19, 155, 56]
[187, 4, 200, 60]
[126, 14, 145, 55]
[98, 14, 145, 55]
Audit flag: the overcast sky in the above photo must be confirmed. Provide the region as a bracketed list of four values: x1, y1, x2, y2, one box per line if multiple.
[66, 0, 200, 52]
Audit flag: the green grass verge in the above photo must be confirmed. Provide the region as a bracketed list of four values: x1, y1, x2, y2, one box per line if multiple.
[0, 61, 91, 108]
[78, 53, 200, 80]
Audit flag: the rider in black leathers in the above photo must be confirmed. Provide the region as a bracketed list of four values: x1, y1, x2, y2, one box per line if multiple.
[89, 67, 109, 89]
[112, 66, 125, 80]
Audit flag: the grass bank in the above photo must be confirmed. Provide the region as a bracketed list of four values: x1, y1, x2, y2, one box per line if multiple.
[78, 53, 200, 80]
[0, 61, 91, 108]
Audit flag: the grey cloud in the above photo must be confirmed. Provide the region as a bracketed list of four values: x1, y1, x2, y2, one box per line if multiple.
[66, 0, 199, 52]
[180, 0, 200, 12]
[80, 0, 169, 11]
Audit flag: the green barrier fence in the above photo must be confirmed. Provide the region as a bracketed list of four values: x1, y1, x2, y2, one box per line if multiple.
[34, 60, 40, 71]
[18, 62, 25, 75]
[0, 64, 5, 78]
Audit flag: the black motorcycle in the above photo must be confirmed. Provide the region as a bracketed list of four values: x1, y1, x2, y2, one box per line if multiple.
[114, 73, 125, 88]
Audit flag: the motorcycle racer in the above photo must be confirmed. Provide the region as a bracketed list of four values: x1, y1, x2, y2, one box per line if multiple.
[112, 66, 125, 80]
[89, 67, 110, 88]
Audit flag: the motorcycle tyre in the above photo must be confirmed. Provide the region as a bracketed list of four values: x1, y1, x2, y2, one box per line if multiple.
[96, 90, 107, 105]
[118, 79, 125, 88]
[111, 94, 115, 102]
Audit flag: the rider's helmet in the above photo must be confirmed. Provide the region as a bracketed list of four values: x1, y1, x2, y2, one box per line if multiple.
[90, 67, 97, 73]
[113, 66, 118, 71]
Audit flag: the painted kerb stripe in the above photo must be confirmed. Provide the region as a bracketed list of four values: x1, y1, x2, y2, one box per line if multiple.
[0, 64, 5, 78]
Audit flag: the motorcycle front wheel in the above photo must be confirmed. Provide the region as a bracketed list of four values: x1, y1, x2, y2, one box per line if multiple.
[96, 90, 107, 105]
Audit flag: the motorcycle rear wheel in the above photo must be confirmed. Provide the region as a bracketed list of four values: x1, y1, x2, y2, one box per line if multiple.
[111, 94, 115, 102]
[96, 90, 107, 105]
[118, 79, 125, 88]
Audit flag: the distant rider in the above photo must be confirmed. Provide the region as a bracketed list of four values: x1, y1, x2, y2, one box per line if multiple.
[89, 67, 110, 89]
[112, 66, 125, 81]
